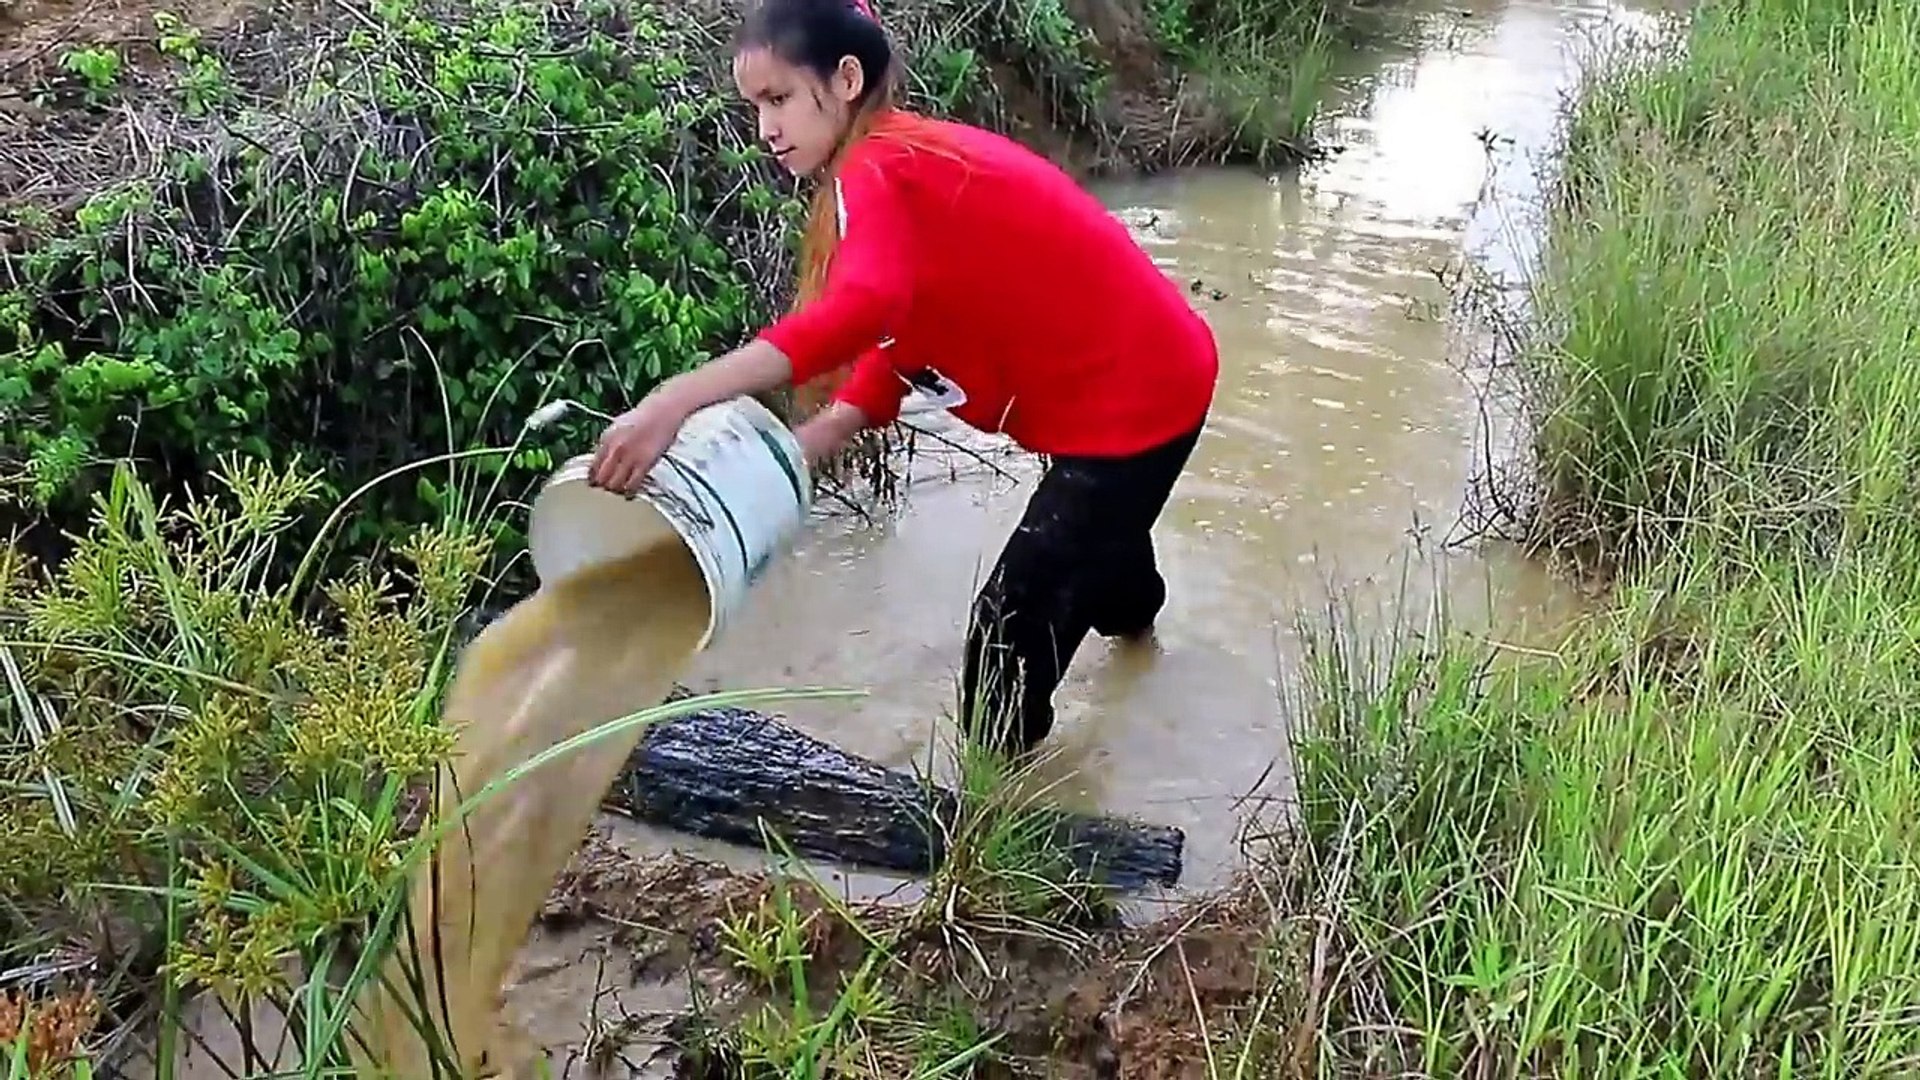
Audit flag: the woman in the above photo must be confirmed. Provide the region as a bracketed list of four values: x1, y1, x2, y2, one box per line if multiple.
[588, 0, 1218, 759]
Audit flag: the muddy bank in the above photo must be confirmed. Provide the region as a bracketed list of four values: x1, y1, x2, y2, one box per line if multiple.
[524, 829, 1292, 1079]
[0, 0, 1364, 223]
[126, 824, 1287, 1079]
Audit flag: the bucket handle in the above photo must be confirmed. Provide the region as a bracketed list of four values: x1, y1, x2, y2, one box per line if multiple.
[523, 398, 615, 431]
[524, 396, 743, 550]
[523, 397, 715, 525]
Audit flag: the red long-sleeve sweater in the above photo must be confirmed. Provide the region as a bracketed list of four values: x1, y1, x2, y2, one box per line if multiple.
[757, 110, 1218, 458]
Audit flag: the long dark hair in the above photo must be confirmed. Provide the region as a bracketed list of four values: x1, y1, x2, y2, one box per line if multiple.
[734, 0, 898, 120]
[734, 0, 917, 414]
[734, 0, 901, 305]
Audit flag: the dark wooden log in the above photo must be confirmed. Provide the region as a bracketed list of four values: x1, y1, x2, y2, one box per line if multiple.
[600, 698, 1185, 892]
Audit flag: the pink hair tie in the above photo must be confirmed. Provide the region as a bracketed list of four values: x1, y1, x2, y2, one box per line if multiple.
[850, 0, 877, 20]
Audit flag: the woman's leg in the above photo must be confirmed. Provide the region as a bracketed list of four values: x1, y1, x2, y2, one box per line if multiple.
[959, 463, 1096, 758]
[957, 418, 1206, 757]
[1084, 529, 1166, 640]
[1084, 420, 1203, 639]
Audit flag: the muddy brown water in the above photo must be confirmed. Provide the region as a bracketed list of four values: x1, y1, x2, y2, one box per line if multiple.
[147, 540, 715, 1080]
[351, 539, 714, 1080]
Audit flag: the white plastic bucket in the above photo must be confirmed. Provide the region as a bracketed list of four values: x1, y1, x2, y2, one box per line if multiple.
[526, 396, 813, 650]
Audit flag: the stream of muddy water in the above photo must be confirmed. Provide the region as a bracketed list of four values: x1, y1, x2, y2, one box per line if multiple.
[473, 2, 1689, 1071]
[600, 0, 1687, 902]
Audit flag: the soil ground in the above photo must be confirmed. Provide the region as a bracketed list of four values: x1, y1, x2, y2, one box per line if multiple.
[141, 827, 1295, 1078]
[514, 827, 1294, 1078]
[1, 0, 266, 232]
[1, 0, 236, 74]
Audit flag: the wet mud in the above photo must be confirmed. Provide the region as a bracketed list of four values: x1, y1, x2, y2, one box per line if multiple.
[511, 829, 1298, 1079]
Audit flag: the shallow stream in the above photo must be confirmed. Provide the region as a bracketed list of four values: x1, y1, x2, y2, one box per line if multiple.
[607, 0, 1685, 902]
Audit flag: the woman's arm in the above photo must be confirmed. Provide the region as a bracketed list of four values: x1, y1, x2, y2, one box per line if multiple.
[590, 159, 910, 492]
[586, 338, 794, 492]
[652, 338, 795, 416]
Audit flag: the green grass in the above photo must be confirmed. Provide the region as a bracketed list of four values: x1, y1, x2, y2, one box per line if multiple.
[684, 723, 1116, 1077]
[1522, 0, 1920, 568]
[693, 874, 1008, 1078]
[1273, 0, 1920, 1074]
[1288, 538, 1920, 1074]
[1146, 0, 1354, 164]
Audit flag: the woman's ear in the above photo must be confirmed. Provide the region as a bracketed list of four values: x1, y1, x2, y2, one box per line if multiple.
[831, 54, 865, 104]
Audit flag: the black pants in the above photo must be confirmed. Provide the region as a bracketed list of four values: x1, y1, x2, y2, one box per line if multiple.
[957, 419, 1205, 758]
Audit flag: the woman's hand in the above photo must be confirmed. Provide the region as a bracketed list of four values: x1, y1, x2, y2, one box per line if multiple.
[587, 339, 800, 493]
[794, 402, 871, 467]
[588, 394, 689, 494]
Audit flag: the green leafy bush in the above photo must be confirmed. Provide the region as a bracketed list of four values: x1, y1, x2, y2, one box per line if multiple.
[0, 0, 799, 566]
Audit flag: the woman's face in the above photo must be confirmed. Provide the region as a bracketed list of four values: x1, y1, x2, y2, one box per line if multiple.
[733, 46, 865, 177]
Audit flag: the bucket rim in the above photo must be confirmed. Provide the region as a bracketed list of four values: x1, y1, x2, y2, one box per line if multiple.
[528, 401, 812, 651]
[534, 454, 732, 650]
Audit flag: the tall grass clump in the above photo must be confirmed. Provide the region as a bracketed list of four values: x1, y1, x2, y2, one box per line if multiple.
[1274, 1, 1920, 1074]
[1288, 540, 1920, 1075]
[0, 451, 843, 1074]
[1520, 0, 1920, 569]
[0, 454, 488, 1066]
[1144, 0, 1363, 164]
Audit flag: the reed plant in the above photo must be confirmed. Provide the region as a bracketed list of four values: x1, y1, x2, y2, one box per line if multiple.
[1274, 0, 1920, 1073]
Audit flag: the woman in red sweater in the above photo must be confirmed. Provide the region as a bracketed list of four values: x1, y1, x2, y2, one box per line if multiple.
[589, 0, 1218, 759]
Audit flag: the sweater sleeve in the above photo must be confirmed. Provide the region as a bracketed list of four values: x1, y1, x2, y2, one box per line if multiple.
[833, 347, 907, 427]
[757, 156, 913, 387]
